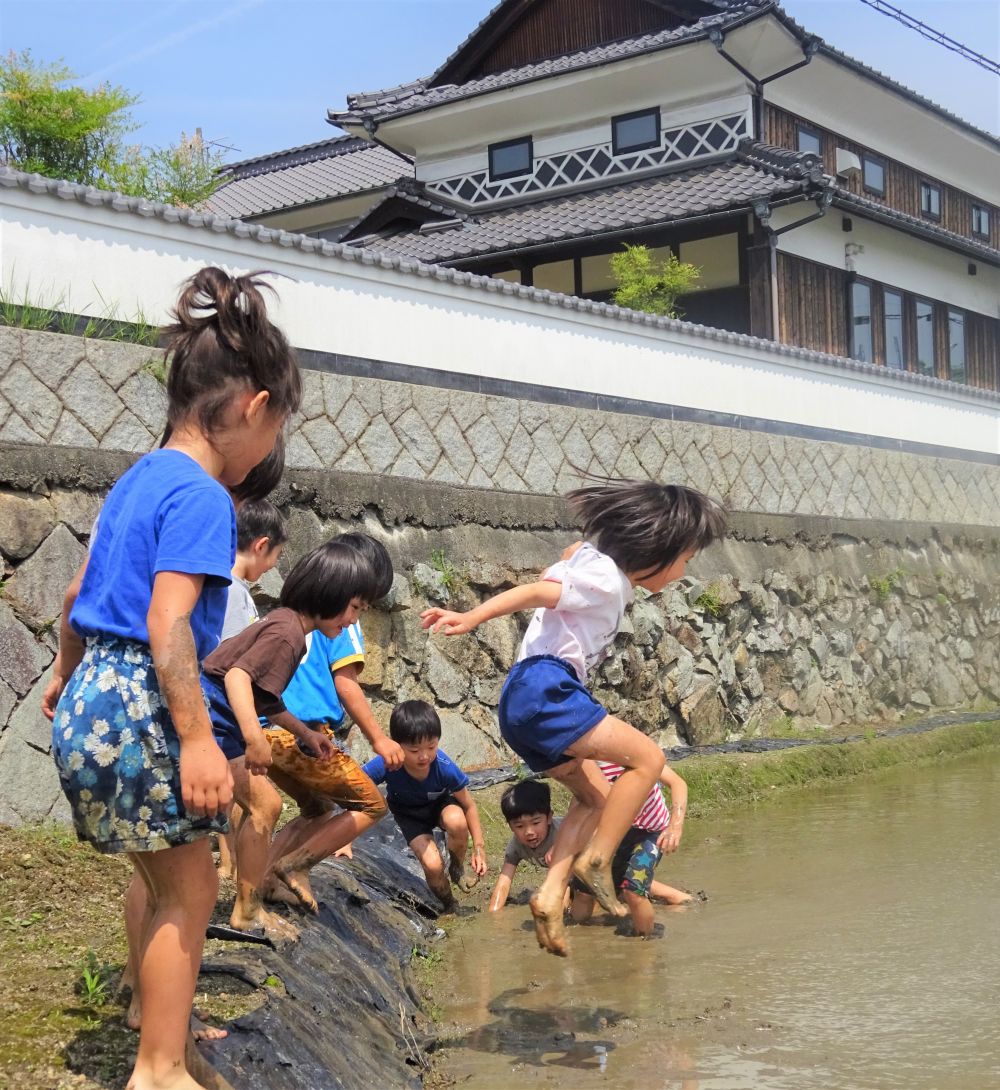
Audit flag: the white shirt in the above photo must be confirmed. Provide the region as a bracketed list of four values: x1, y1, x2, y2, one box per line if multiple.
[516, 543, 633, 682]
[220, 577, 258, 642]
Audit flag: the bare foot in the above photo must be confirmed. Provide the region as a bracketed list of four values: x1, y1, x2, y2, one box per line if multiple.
[333, 844, 353, 860]
[448, 854, 479, 892]
[126, 989, 141, 1031]
[191, 1014, 228, 1042]
[186, 1033, 237, 1090]
[263, 874, 303, 908]
[529, 892, 569, 957]
[274, 863, 319, 914]
[229, 905, 300, 943]
[572, 854, 628, 918]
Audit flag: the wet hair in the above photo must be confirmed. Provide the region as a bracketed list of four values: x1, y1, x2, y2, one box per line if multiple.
[231, 432, 285, 505]
[279, 540, 376, 619]
[236, 499, 287, 552]
[500, 780, 552, 822]
[333, 532, 393, 602]
[389, 700, 441, 745]
[567, 478, 727, 576]
[161, 266, 302, 436]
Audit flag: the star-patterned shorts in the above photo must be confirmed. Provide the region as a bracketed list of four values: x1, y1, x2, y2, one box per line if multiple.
[613, 825, 663, 899]
[52, 638, 227, 855]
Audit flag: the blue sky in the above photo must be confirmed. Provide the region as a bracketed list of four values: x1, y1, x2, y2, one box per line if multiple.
[2, 0, 997, 163]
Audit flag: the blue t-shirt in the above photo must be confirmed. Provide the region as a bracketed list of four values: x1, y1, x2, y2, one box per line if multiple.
[363, 749, 469, 809]
[280, 622, 365, 725]
[71, 449, 236, 662]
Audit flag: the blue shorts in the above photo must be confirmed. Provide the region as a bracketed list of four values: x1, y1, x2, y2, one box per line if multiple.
[498, 655, 607, 773]
[202, 675, 246, 761]
[52, 638, 228, 854]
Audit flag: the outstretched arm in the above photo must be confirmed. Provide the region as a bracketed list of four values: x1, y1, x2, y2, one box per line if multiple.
[488, 861, 518, 912]
[421, 580, 562, 635]
[657, 763, 688, 854]
[335, 663, 404, 770]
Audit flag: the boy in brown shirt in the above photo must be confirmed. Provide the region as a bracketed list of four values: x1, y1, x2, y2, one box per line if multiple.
[202, 539, 379, 938]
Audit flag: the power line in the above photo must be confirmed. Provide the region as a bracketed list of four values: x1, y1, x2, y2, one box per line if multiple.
[857, 0, 1000, 77]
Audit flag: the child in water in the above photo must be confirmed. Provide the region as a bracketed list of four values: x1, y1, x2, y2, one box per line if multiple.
[45, 267, 301, 1090]
[422, 479, 725, 955]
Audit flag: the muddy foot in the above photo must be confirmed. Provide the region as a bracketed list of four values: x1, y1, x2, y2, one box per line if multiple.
[448, 855, 479, 892]
[273, 864, 319, 914]
[263, 874, 303, 908]
[529, 893, 569, 957]
[572, 854, 628, 918]
[229, 906, 300, 943]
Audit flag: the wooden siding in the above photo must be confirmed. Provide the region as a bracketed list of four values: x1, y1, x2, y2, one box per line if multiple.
[776, 252, 849, 357]
[470, 0, 679, 78]
[766, 105, 1000, 251]
[968, 311, 1000, 391]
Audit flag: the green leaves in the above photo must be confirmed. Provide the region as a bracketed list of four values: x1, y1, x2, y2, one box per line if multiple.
[610, 243, 701, 318]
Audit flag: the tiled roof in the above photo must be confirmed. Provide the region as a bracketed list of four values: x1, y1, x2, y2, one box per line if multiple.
[331, 5, 766, 125]
[4, 166, 997, 407]
[344, 151, 822, 263]
[207, 138, 412, 219]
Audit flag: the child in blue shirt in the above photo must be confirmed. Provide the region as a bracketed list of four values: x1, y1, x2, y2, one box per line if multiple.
[45, 267, 301, 1090]
[363, 700, 487, 910]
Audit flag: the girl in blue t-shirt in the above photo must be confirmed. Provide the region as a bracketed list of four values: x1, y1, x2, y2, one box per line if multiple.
[43, 266, 301, 1090]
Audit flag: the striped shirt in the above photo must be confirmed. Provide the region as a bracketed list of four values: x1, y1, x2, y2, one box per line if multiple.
[598, 761, 670, 832]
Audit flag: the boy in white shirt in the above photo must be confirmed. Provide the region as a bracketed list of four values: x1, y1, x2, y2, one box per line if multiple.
[423, 479, 725, 956]
[220, 499, 287, 641]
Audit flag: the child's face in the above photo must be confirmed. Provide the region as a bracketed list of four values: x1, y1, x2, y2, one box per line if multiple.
[634, 547, 697, 593]
[245, 539, 283, 582]
[400, 736, 439, 778]
[508, 811, 552, 850]
[316, 596, 366, 639]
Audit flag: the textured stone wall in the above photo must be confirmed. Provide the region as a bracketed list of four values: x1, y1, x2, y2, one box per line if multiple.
[2, 449, 998, 825]
[2, 327, 999, 525]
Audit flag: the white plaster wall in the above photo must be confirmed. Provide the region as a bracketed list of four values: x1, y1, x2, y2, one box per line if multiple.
[772, 204, 1000, 319]
[1, 183, 997, 458]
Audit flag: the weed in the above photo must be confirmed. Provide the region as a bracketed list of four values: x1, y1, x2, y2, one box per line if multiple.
[0, 575, 9, 597]
[429, 549, 462, 592]
[2, 911, 44, 930]
[695, 584, 726, 618]
[862, 726, 877, 742]
[0, 273, 64, 331]
[141, 357, 169, 385]
[263, 974, 282, 988]
[936, 592, 950, 607]
[78, 949, 114, 1008]
[868, 568, 906, 603]
[37, 616, 58, 636]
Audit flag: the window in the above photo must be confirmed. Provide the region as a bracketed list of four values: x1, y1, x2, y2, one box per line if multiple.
[920, 181, 941, 220]
[948, 310, 966, 384]
[862, 154, 885, 195]
[883, 289, 905, 370]
[796, 125, 821, 156]
[915, 299, 935, 375]
[972, 205, 991, 239]
[678, 234, 740, 291]
[850, 280, 873, 362]
[612, 108, 660, 156]
[532, 259, 575, 294]
[489, 137, 532, 181]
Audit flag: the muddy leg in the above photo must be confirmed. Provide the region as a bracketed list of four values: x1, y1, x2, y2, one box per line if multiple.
[273, 810, 375, 913]
[409, 833, 456, 911]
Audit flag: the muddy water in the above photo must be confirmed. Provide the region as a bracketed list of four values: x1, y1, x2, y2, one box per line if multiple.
[436, 749, 1000, 1089]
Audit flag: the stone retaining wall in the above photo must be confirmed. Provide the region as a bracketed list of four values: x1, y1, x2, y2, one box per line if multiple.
[2, 447, 997, 825]
[2, 327, 999, 525]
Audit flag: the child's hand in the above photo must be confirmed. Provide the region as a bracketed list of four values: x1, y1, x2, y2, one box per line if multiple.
[657, 822, 683, 854]
[244, 731, 273, 776]
[420, 607, 475, 635]
[41, 669, 67, 722]
[180, 737, 233, 817]
[374, 735, 405, 771]
[299, 730, 336, 761]
[471, 844, 488, 876]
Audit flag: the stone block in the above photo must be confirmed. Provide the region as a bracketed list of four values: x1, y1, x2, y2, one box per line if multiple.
[50, 409, 98, 447]
[425, 643, 469, 705]
[393, 407, 441, 472]
[100, 409, 156, 453]
[0, 677, 16, 728]
[0, 668, 70, 825]
[60, 360, 123, 438]
[83, 338, 148, 390]
[357, 415, 402, 474]
[286, 430, 324, 469]
[0, 326, 23, 377]
[679, 679, 727, 745]
[20, 329, 82, 390]
[439, 705, 507, 769]
[51, 489, 104, 537]
[358, 610, 391, 687]
[298, 371, 326, 420]
[0, 600, 52, 696]
[0, 411, 44, 443]
[0, 491, 56, 560]
[118, 371, 168, 435]
[6, 523, 87, 626]
[0, 362, 62, 439]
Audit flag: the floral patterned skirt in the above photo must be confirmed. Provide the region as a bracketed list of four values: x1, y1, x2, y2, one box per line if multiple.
[52, 638, 227, 854]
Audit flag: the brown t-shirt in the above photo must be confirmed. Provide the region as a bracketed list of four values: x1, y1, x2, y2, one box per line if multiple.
[202, 607, 306, 718]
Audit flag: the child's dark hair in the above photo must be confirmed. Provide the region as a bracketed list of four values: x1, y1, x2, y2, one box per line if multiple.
[334, 532, 393, 601]
[500, 780, 552, 822]
[236, 499, 287, 552]
[162, 267, 302, 435]
[279, 540, 376, 618]
[231, 432, 285, 504]
[567, 479, 726, 575]
[389, 700, 441, 745]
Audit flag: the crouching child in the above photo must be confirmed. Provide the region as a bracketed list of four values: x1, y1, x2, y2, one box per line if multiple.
[363, 700, 487, 910]
[489, 780, 562, 912]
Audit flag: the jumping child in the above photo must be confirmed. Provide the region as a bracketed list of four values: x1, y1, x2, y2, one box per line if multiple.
[200, 540, 378, 935]
[46, 267, 301, 1090]
[422, 479, 725, 955]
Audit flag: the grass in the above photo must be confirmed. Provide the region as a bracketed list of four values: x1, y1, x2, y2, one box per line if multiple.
[694, 584, 726, 618]
[429, 549, 462, 593]
[868, 567, 906, 602]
